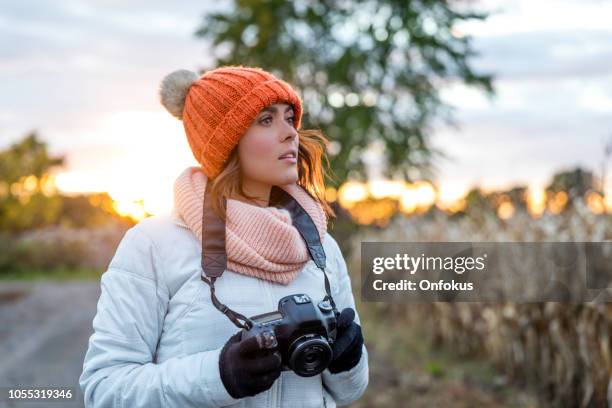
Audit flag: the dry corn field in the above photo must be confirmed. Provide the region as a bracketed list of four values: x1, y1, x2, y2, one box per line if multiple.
[348, 201, 612, 407]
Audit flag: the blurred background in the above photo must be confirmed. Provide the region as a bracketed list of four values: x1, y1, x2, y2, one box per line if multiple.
[1, 0, 611, 406]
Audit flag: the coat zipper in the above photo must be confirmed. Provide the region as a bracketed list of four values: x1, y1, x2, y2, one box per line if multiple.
[260, 278, 282, 407]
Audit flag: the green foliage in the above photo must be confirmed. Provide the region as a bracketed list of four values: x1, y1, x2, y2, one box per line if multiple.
[0, 192, 64, 232]
[463, 187, 493, 216]
[425, 360, 445, 378]
[0, 131, 64, 184]
[505, 186, 528, 210]
[195, 0, 494, 186]
[546, 167, 599, 200]
[0, 132, 65, 232]
[0, 132, 135, 279]
[55, 193, 130, 228]
[0, 265, 103, 281]
[0, 231, 88, 274]
[0, 132, 132, 232]
[0, 222, 129, 279]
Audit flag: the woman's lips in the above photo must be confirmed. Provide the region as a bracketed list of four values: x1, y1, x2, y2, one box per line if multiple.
[279, 156, 297, 164]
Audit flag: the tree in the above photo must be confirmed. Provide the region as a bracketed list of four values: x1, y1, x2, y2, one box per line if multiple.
[0, 131, 65, 232]
[195, 0, 493, 187]
[0, 131, 64, 185]
[546, 167, 599, 202]
[464, 187, 493, 216]
[505, 186, 527, 212]
[0, 132, 135, 232]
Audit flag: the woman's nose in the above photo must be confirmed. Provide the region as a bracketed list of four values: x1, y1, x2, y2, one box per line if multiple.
[283, 127, 298, 142]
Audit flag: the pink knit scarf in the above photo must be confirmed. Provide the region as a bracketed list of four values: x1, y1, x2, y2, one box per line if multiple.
[173, 167, 327, 285]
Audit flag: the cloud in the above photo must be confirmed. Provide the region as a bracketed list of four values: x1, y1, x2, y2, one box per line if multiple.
[431, 103, 611, 190]
[471, 30, 612, 81]
[459, 0, 612, 36]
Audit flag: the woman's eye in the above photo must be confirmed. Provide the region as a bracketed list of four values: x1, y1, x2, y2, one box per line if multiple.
[260, 116, 295, 125]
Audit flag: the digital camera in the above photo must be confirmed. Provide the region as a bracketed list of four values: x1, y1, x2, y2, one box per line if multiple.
[240, 293, 338, 377]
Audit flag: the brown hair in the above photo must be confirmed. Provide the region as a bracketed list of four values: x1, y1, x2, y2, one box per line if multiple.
[209, 128, 336, 222]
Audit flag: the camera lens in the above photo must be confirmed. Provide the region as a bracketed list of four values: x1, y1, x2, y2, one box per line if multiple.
[304, 351, 318, 363]
[288, 335, 333, 377]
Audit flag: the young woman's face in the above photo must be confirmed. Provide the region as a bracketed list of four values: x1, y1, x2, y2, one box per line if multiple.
[238, 102, 299, 187]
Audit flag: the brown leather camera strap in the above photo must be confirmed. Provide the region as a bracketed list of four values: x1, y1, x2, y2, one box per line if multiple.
[200, 181, 253, 329]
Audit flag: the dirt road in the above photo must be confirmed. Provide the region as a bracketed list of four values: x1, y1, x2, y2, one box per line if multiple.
[0, 281, 100, 408]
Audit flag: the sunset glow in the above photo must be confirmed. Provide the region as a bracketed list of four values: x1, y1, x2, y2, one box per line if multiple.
[526, 187, 546, 217]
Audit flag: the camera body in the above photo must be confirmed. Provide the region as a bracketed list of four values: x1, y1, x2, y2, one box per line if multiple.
[240, 293, 338, 377]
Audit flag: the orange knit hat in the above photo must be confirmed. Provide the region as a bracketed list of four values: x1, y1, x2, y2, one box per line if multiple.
[158, 65, 303, 179]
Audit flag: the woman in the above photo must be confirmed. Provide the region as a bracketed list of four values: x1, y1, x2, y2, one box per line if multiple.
[79, 65, 369, 407]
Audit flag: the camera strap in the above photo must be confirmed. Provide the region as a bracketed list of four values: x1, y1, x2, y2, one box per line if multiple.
[200, 181, 337, 330]
[268, 185, 337, 313]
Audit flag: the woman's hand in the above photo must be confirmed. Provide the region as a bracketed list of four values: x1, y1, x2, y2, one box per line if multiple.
[328, 308, 364, 374]
[218, 331, 282, 399]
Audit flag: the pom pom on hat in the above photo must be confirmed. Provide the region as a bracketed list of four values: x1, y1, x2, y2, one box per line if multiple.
[159, 69, 199, 119]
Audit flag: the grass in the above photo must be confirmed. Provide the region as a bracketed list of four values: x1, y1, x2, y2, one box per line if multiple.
[353, 301, 543, 407]
[0, 266, 103, 281]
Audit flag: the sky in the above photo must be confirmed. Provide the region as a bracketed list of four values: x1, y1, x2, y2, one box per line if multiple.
[1, 0, 612, 214]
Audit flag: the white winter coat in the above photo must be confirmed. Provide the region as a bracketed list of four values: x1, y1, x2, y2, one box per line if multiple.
[79, 211, 369, 407]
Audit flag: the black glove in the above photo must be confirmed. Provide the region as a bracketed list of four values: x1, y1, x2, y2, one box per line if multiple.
[328, 308, 364, 374]
[218, 330, 282, 399]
